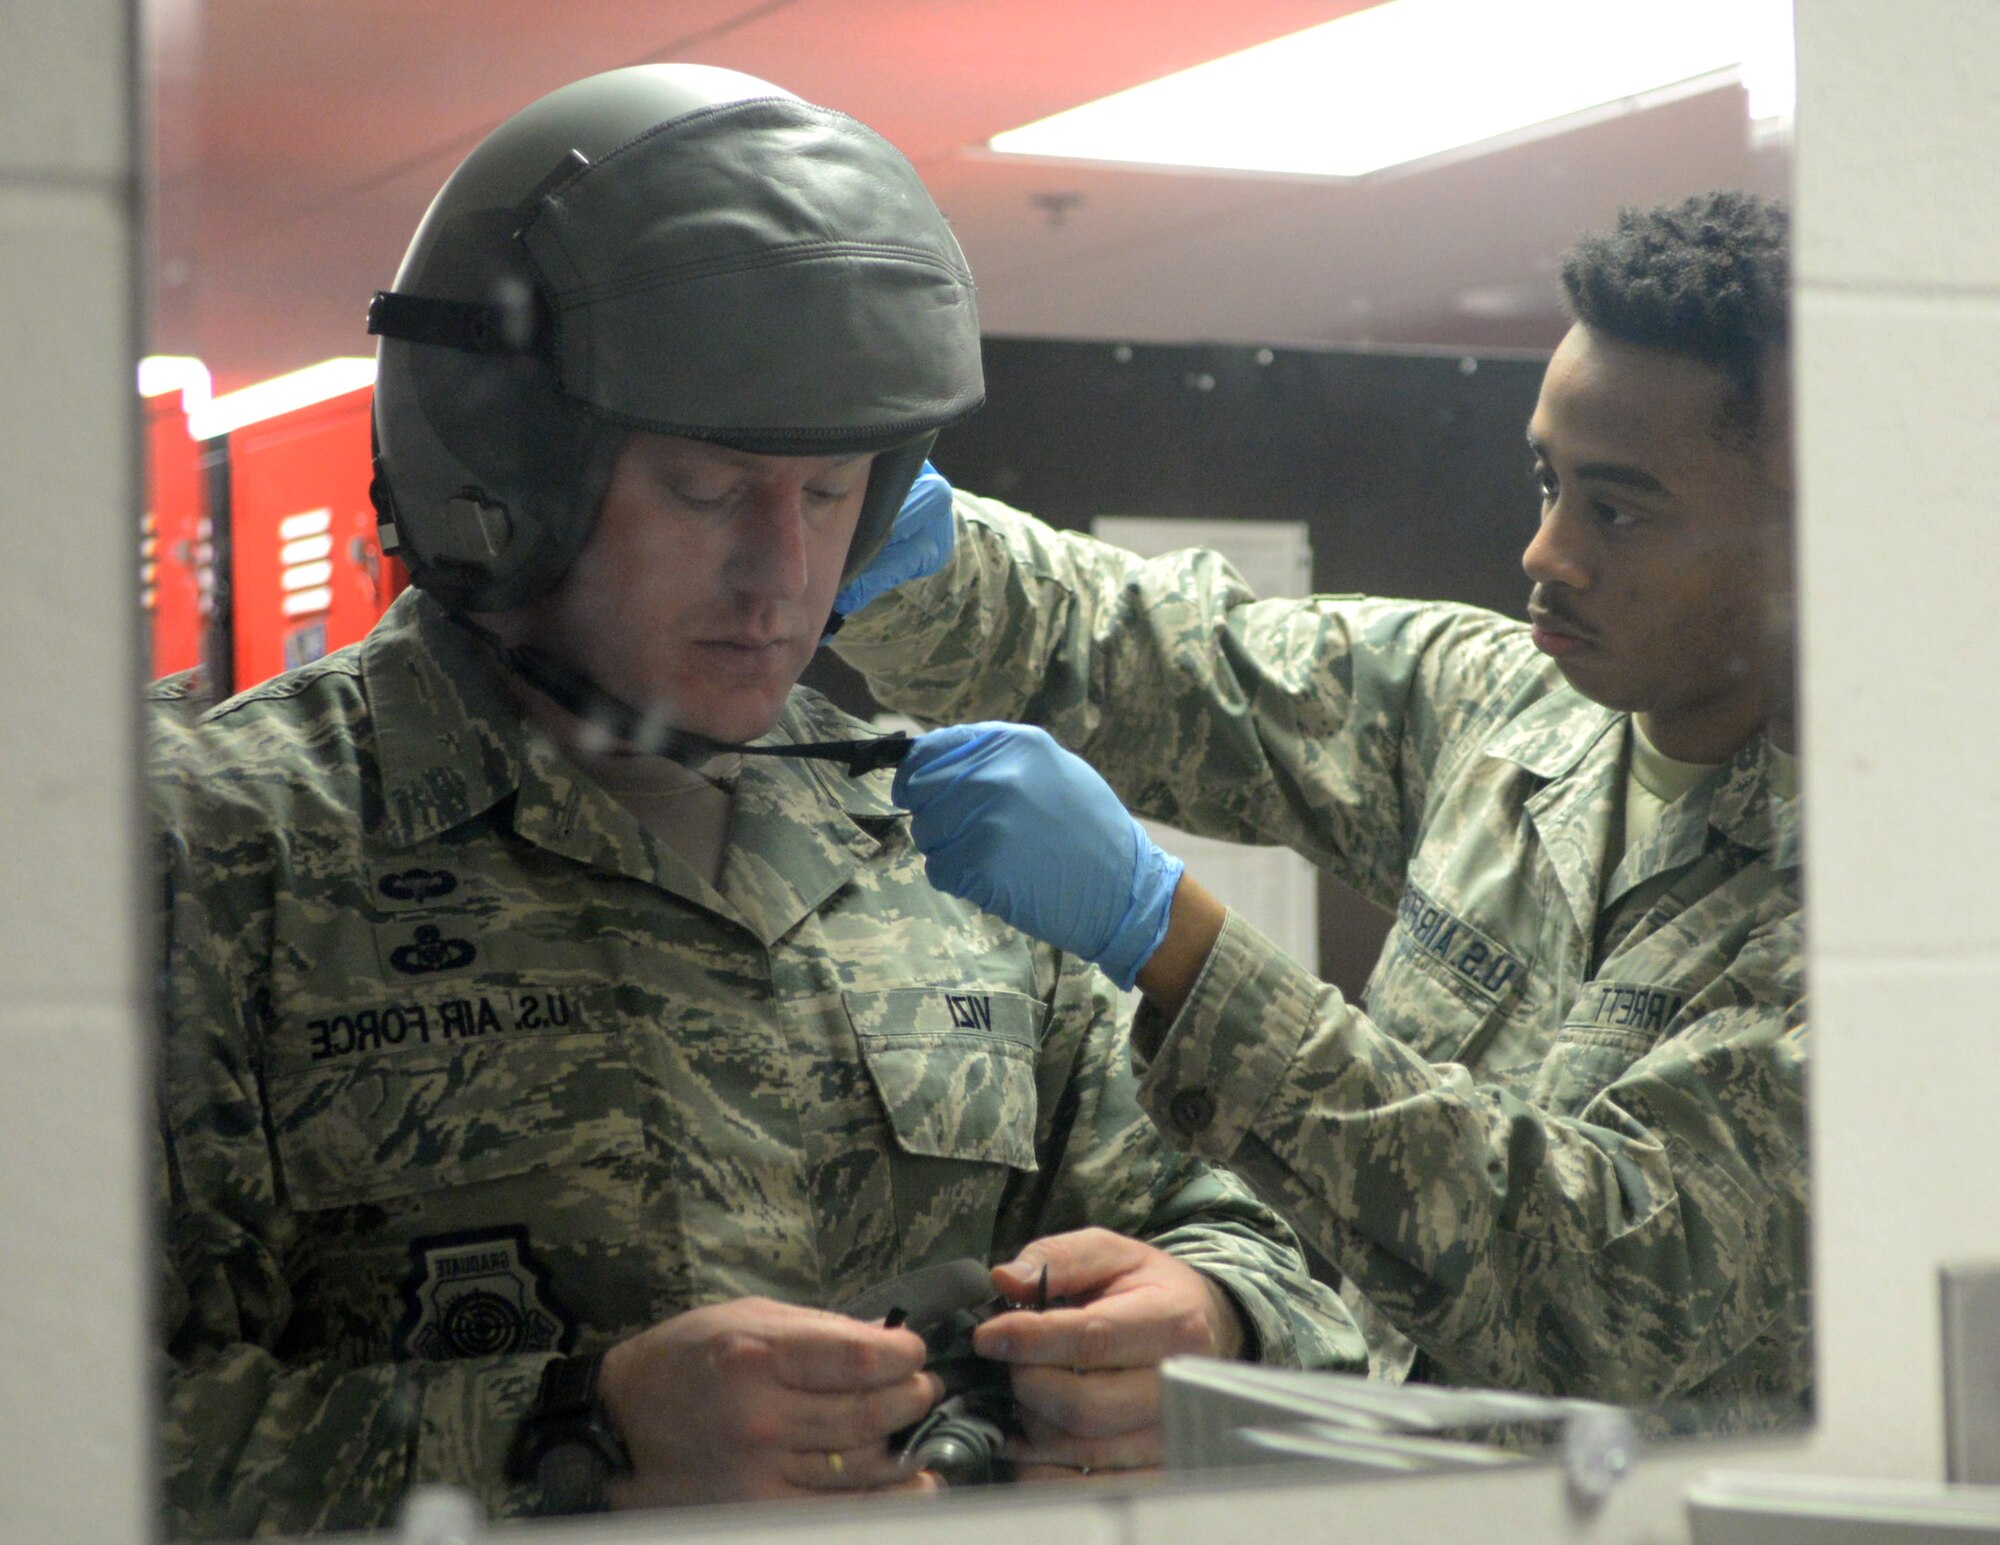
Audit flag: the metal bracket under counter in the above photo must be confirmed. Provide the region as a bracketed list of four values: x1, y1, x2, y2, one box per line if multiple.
[1944, 1260, 2000, 1487]
[1159, 1357, 1639, 1509]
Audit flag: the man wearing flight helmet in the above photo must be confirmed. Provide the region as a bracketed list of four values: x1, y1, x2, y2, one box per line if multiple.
[149, 65, 1355, 1535]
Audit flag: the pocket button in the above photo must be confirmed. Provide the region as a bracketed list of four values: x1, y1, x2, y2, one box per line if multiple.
[1169, 1088, 1217, 1136]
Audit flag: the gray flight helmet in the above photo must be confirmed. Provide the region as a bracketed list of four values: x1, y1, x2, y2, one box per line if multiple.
[369, 63, 984, 613]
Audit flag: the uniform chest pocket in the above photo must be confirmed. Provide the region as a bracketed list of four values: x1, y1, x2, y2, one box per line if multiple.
[266, 1035, 644, 1365]
[1367, 912, 1530, 1067]
[846, 988, 1041, 1173]
[267, 1032, 643, 1211]
[1531, 1024, 1663, 1118]
[1531, 980, 1691, 1115]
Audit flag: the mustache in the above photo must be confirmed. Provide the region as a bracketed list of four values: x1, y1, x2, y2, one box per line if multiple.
[1526, 589, 1595, 640]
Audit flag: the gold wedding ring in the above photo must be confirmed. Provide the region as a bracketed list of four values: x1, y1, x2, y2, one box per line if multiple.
[826, 1450, 845, 1476]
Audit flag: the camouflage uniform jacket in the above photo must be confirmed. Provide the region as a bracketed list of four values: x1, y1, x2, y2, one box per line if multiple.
[150, 587, 1357, 1538]
[835, 492, 1808, 1425]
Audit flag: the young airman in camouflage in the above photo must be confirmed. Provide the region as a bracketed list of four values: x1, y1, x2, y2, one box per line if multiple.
[835, 192, 1805, 1432]
[150, 65, 1356, 1538]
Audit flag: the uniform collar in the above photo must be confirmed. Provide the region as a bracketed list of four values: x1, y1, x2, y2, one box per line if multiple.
[363, 589, 901, 943]
[709, 709, 901, 946]
[364, 588, 527, 849]
[1482, 686, 1798, 933]
[1703, 732, 1800, 868]
[1483, 683, 1797, 859]
[1484, 683, 1623, 780]
[1485, 688, 1625, 934]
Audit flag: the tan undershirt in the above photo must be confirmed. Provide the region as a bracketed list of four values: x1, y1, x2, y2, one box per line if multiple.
[1622, 719, 1799, 863]
[1622, 721, 1719, 861]
[565, 744, 741, 888]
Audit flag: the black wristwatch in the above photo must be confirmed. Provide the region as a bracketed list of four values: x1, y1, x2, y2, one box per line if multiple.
[506, 1353, 632, 1515]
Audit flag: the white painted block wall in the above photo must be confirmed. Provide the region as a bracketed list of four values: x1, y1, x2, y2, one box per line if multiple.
[1791, 0, 2000, 1486]
[0, 2, 149, 1543]
[4, 0, 1997, 1540]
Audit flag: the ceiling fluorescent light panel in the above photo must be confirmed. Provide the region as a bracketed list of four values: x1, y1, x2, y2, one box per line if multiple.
[989, 0, 1794, 178]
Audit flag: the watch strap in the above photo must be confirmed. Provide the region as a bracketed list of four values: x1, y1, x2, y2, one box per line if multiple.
[506, 1352, 632, 1515]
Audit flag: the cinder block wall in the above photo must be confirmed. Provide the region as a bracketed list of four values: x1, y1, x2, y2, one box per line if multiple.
[1791, 0, 2000, 1484]
[0, 3, 148, 1544]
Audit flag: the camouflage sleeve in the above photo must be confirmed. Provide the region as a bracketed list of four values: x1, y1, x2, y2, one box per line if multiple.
[154, 789, 547, 1536]
[993, 950, 1363, 1371]
[1131, 909, 1808, 1405]
[834, 491, 1534, 904]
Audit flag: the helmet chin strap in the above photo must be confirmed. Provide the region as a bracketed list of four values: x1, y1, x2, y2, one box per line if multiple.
[445, 611, 912, 777]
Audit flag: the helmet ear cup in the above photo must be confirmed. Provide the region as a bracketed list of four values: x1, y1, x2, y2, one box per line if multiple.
[374, 203, 630, 613]
[846, 436, 937, 586]
[376, 344, 622, 613]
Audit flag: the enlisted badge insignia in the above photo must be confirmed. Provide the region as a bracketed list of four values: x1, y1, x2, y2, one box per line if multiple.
[389, 923, 478, 975]
[378, 866, 460, 904]
[397, 1226, 572, 1361]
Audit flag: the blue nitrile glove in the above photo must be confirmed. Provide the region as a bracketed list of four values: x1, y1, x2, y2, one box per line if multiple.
[891, 722, 1185, 990]
[830, 462, 955, 627]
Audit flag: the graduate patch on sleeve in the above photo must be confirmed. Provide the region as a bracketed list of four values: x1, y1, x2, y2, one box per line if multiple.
[396, 1226, 574, 1361]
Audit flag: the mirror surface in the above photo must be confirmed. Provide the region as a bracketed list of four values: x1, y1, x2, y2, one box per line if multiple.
[143, 1, 1800, 1535]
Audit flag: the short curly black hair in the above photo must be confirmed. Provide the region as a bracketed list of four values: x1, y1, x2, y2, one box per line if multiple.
[1561, 191, 1789, 444]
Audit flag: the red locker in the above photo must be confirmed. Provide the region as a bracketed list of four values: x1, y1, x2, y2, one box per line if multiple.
[143, 390, 214, 680]
[224, 385, 407, 690]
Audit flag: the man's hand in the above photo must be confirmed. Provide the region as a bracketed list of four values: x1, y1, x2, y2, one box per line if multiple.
[827, 462, 955, 631]
[891, 723, 1185, 990]
[971, 1229, 1247, 1480]
[596, 1298, 943, 1508]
